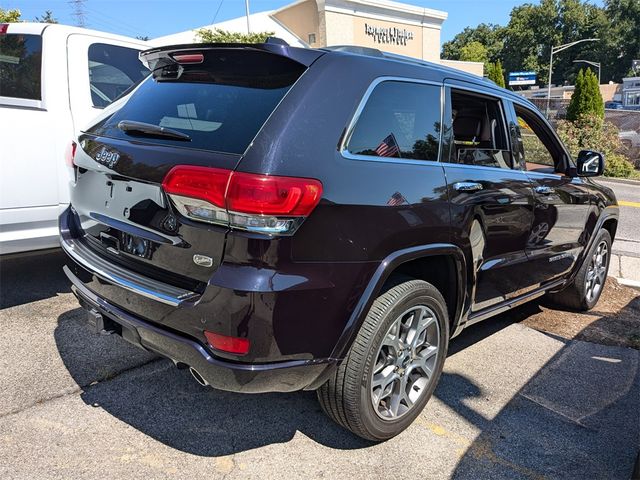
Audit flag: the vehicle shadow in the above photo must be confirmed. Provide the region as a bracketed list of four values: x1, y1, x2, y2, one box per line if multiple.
[53, 292, 639, 472]
[53, 310, 373, 454]
[50, 295, 548, 456]
[444, 296, 640, 479]
[0, 249, 70, 309]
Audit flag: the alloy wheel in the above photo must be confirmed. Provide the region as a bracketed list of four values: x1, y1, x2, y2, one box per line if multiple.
[585, 240, 608, 303]
[370, 305, 440, 420]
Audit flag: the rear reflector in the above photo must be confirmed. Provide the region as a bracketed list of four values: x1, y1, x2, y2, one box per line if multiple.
[204, 331, 250, 355]
[162, 166, 322, 235]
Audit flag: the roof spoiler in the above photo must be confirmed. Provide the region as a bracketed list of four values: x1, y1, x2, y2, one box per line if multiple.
[140, 39, 322, 72]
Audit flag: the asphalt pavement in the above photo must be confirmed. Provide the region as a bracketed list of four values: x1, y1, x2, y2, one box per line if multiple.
[596, 179, 640, 258]
[1, 250, 639, 479]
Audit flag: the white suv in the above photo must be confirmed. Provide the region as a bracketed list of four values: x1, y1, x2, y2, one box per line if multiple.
[0, 22, 149, 254]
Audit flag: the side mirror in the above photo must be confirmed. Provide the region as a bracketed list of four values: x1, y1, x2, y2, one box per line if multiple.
[576, 150, 605, 177]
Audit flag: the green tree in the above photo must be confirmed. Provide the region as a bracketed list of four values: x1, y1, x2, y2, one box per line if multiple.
[459, 41, 488, 64]
[567, 68, 603, 121]
[196, 28, 275, 44]
[0, 8, 21, 22]
[487, 60, 506, 87]
[34, 10, 58, 23]
[441, 23, 504, 63]
[602, 0, 640, 83]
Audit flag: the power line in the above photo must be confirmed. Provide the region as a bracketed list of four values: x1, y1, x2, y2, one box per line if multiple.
[83, 5, 149, 36]
[211, 0, 225, 26]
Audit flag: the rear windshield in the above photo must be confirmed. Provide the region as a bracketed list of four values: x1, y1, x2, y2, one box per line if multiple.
[0, 33, 42, 100]
[88, 49, 306, 154]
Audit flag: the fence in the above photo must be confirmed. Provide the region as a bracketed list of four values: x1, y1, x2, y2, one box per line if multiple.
[528, 98, 640, 169]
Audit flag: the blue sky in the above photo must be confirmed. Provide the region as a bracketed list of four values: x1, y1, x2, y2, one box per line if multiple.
[2, 0, 602, 45]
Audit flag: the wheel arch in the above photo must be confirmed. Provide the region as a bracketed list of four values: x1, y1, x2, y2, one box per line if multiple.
[328, 244, 468, 360]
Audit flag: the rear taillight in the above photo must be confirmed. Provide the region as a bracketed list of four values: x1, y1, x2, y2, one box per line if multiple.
[204, 331, 250, 356]
[0, 24, 8, 35]
[162, 166, 322, 235]
[65, 141, 77, 168]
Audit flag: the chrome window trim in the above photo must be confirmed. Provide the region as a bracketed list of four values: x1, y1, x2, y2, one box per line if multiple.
[340, 76, 444, 165]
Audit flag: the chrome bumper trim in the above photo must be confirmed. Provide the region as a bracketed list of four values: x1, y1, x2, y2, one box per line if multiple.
[60, 210, 199, 307]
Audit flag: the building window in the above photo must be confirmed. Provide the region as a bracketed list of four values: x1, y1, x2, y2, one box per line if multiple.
[626, 92, 640, 106]
[308, 33, 316, 44]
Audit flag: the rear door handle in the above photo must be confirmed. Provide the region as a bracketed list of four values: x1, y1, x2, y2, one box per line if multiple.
[454, 182, 483, 192]
[535, 186, 554, 195]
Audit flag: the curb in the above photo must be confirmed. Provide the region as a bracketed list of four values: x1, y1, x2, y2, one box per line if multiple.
[613, 250, 640, 259]
[596, 177, 640, 186]
[615, 277, 640, 290]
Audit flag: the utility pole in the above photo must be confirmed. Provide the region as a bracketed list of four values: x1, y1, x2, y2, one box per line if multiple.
[546, 38, 599, 117]
[68, 0, 87, 28]
[245, 0, 251, 34]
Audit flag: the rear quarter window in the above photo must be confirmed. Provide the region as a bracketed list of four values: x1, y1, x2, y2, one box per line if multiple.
[346, 81, 442, 161]
[0, 33, 42, 100]
[89, 49, 305, 154]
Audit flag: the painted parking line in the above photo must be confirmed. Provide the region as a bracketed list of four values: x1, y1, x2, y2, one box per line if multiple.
[618, 200, 640, 208]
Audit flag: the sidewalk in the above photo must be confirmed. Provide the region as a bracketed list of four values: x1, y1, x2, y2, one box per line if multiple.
[610, 252, 640, 289]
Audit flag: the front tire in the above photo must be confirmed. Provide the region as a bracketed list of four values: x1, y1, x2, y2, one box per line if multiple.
[548, 228, 612, 311]
[317, 279, 449, 441]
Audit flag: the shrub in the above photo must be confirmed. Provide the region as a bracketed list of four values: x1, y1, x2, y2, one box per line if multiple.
[196, 28, 275, 44]
[566, 68, 604, 122]
[556, 114, 635, 178]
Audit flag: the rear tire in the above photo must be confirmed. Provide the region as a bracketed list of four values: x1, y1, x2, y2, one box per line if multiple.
[317, 279, 449, 441]
[548, 229, 611, 311]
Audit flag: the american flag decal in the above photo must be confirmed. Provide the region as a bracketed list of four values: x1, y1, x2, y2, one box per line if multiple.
[375, 133, 400, 157]
[387, 191, 407, 206]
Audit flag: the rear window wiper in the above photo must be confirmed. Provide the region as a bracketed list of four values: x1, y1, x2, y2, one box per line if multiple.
[117, 120, 191, 141]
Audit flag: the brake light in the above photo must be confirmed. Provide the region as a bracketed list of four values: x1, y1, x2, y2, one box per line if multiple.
[65, 141, 77, 168]
[162, 166, 322, 235]
[226, 172, 322, 216]
[0, 24, 8, 35]
[204, 331, 250, 355]
[172, 53, 204, 64]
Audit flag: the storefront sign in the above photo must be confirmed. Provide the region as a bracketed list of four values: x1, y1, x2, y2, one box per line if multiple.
[508, 71, 537, 86]
[364, 23, 414, 46]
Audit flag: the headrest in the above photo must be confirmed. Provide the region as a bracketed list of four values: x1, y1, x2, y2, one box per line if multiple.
[454, 115, 482, 141]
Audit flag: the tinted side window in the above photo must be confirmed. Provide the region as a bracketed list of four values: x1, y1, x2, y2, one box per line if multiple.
[449, 89, 511, 169]
[88, 43, 149, 108]
[346, 81, 441, 161]
[0, 34, 42, 100]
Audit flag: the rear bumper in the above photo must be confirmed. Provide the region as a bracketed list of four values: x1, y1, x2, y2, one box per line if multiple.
[64, 265, 335, 393]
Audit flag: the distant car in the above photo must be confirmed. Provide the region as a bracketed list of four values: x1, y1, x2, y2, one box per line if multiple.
[0, 23, 149, 254]
[61, 41, 618, 441]
[605, 101, 624, 110]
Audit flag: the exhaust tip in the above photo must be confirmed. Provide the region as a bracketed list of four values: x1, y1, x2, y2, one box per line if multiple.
[189, 367, 208, 387]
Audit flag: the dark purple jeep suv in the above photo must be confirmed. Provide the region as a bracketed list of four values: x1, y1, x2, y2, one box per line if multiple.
[60, 41, 618, 440]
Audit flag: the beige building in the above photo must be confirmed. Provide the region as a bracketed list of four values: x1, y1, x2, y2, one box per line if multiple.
[519, 83, 623, 102]
[155, 0, 484, 76]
